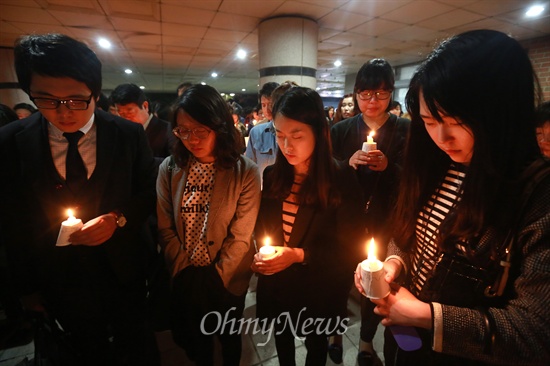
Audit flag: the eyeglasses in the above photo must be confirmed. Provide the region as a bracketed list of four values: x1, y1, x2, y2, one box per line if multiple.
[357, 90, 392, 101]
[172, 127, 211, 140]
[30, 95, 93, 110]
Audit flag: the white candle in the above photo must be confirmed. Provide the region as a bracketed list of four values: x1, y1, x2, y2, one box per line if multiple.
[360, 238, 390, 299]
[362, 131, 377, 152]
[259, 237, 277, 260]
[56, 209, 83, 246]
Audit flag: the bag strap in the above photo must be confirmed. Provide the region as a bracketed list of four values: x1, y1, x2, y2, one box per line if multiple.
[485, 157, 550, 297]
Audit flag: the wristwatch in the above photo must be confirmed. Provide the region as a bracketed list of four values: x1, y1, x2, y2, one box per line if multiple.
[111, 210, 127, 228]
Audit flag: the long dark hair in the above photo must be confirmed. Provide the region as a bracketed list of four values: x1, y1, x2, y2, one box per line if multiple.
[172, 84, 242, 169]
[394, 29, 541, 252]
[265, 87, 339, 209]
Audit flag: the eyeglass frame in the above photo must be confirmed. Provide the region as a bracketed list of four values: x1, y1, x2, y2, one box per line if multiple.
[172, 126, 212, 140]
[30, 95, 94, 110]
[356, 89, 393, 101]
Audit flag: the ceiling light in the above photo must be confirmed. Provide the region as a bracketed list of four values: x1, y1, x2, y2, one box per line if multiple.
[334, 60, 342, 67]
[221, 93, 226, 96]
[242, 88, 246, 92]
[211, 72, 218, 78]
[526, 5, 545, 17]
[230, 93, 235, 97]
[237, 49, 247, 60]
[200, 82, 206, 85]
[139, 86, 145, 89]
[98, 38, 111, 49]
[124, 69, 132, 74]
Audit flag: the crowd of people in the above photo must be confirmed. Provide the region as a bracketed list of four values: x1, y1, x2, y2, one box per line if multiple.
[1, 28, 549, 366]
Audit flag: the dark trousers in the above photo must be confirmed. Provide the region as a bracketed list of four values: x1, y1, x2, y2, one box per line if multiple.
[171, 265, 246, 366]
[45, 275, 159, 366]
[274, 329, 328, 366]
[360, 294, 383, 342]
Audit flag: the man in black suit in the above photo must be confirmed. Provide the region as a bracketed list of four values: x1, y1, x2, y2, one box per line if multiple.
[110, 83, 172, 166]
[0, 34, 160, 365]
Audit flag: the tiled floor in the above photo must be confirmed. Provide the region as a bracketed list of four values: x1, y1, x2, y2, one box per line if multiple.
[156, 275, 386, 366]
[0, 276, 386, 366]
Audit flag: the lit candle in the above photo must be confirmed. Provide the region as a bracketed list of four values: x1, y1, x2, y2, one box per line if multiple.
[362, 131, 377, 152]
[56, 209, 83, 246]
[259, 236, 277, 260]
[360, 238, 390, 299]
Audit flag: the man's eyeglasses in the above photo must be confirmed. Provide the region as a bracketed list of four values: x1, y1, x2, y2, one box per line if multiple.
[172, 127, 211, 140]
[30, 95, 93, 110]
[357, 90, 392, 101]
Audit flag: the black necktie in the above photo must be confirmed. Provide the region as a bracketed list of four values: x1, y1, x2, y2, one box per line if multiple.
[63, 131, 87, 194]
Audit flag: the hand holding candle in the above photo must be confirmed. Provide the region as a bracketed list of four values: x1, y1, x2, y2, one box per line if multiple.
[56, 209, 83, 246]
[360, 238, 390, 299]
[362, 131, 377, 152]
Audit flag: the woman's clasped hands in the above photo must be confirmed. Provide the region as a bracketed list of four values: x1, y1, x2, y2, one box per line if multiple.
[251, 246, 305, 276]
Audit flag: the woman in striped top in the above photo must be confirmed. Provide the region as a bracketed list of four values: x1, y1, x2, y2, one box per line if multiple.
[252, 87, 366, 365]
[354, 30, 550, 365]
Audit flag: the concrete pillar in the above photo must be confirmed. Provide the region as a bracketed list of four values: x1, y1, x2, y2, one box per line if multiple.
[0, 47, 31, 109]
[258, 16, 318, 89]
[344, 72, 357, 94]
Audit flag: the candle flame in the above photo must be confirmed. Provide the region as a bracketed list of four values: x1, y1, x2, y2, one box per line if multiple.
[264, 236, 271, 247]
[67, 209, 75, 219]
[369, 131, 375, 138]
[367, 238, 377, 260]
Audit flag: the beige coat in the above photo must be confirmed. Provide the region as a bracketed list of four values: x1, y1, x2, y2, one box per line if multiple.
[156, 155, 261, 296]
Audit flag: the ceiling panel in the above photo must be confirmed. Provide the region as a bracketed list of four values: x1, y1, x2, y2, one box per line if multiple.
[0, 0, 548, 95]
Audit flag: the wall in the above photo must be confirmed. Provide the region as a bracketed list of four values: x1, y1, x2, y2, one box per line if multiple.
[521, 35, 550, 102]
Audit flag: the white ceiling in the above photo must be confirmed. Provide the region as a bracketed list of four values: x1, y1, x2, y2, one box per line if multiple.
[1, 0, 549, 97]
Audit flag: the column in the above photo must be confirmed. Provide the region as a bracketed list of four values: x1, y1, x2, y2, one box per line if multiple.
[258, 16, 318, 89]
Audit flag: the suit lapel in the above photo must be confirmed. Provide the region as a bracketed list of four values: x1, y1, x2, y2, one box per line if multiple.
[208, 165, 228, 228]
[287, 205, 316, 248]
[91, 112, 117, 198]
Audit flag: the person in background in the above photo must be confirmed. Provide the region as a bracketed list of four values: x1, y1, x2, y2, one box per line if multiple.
[110, 83, 172, 166]
[176, 81, 192, 98]
[325, 105, 335, 126]
[0, 104, 18, 127]
[333, 93, 356, 124]
[331, 59, 410, 366]
[157, 84, 260, 365]
[535, 100, 550, 158]
[252, 87, 365, 366]
[355, 29, 550, 366]
[13, 102, 37, 119]
[0, 33, 159, 365]
[245, 81, 280, 183]
[389, 100, 403, 117]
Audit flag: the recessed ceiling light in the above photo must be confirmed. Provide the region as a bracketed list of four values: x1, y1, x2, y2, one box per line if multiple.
[237, 49, 247, 60]
[124, 69, 132, 74]
[98, 38, 111, 49]
[334, 60, 342, 67]
[139, 86, 145, 89]
[221, 93, 226, 96]
[242, 88, 246, 92]
[211, 72, 218, 78]
[230, 93, 235, 97]
[526, 5, 544, 17]
[200, 82, 206, 85]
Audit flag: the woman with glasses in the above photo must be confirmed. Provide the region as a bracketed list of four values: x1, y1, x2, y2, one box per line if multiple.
[156, 84, 261, 365]
[330, 59, 410, 366]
